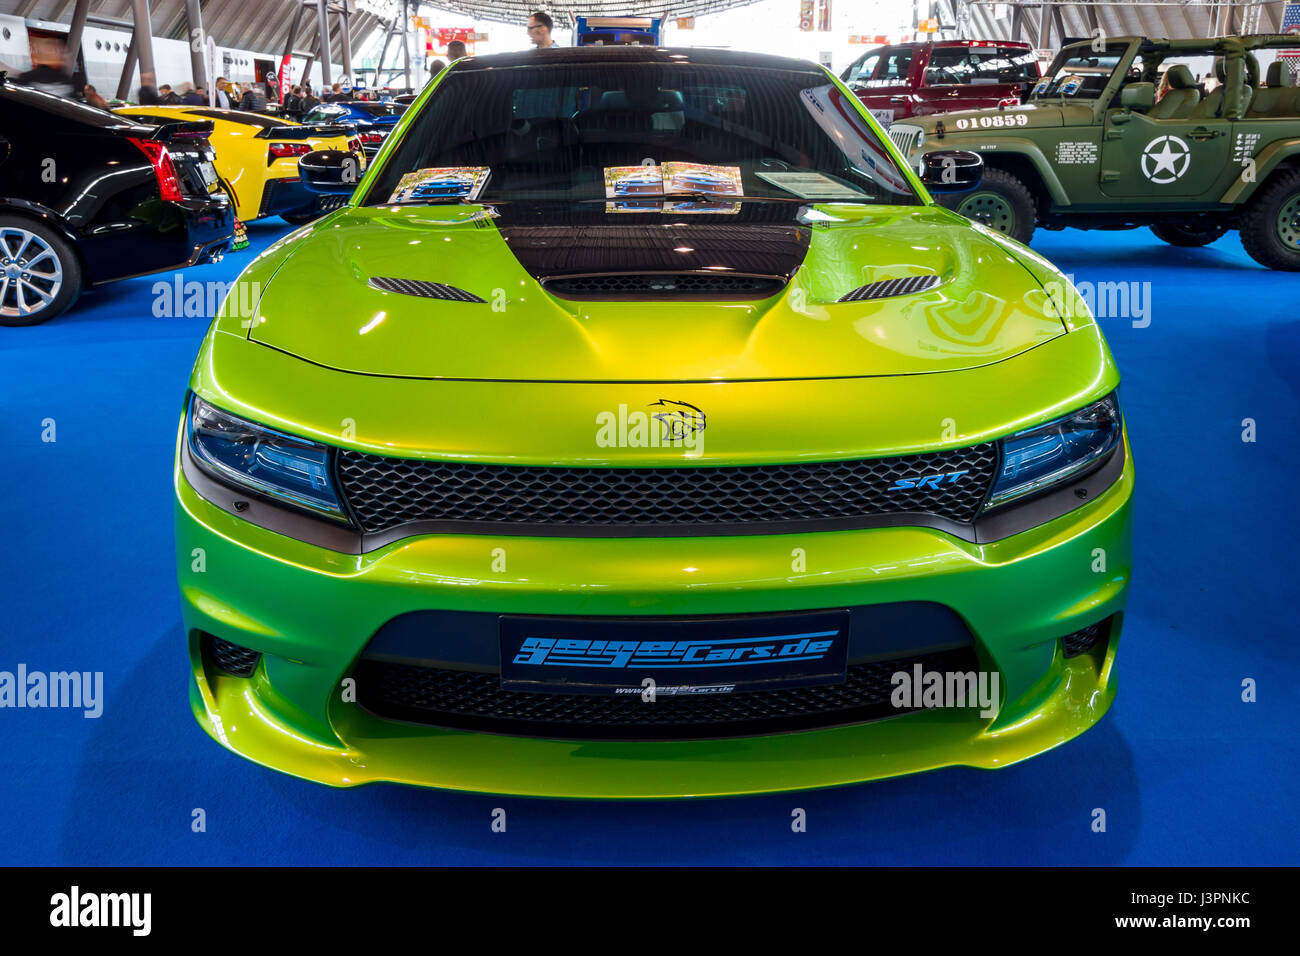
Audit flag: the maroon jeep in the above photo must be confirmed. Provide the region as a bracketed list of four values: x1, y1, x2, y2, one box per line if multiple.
[841, 39, 1041, 126]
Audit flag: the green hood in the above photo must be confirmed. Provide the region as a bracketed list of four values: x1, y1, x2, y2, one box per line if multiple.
[246, 203, 1065, 383]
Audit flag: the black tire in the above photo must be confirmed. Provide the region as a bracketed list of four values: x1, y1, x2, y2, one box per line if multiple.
[0, 214, 83, 327]
[281, 211, 321, 226]
[939, 168, 1037, 245]
[1150, 222, 1229, 247]
[1239, 169, 1300, 271]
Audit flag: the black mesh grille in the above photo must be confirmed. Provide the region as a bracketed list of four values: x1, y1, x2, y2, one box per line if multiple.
[544, 272, 787, 299]
[353, 646, 981, 740]
[368, 277, 486, 302]
[336, 444, 999, 534]
[1062, 619, 1109, 658]
[203, 633, 261, 678]
[839, 274, 943, 302]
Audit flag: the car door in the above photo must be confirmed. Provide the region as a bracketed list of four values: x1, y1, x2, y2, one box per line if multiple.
[1099, 107, 1233, 199]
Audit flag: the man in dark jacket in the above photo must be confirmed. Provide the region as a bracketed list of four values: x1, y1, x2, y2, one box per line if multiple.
[239, 83, 268, 112]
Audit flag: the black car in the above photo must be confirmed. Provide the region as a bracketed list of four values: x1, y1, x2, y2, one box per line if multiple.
[0, 75, 233, 326]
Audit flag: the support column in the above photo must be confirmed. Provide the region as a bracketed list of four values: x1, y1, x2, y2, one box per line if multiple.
[129, 0, 158, 93]
[339, 0, 353, 84]
[64, 0, 90, 76]
[402, 0, 411, 90]
[317, 0, 332, 87]
[116, 29, 138, 100]
[185, 0, 206, 88]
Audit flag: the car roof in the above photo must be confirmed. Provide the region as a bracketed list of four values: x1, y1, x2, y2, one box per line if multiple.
[449, 45, 825, 74]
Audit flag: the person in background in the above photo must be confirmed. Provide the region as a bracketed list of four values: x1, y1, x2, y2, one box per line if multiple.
[16, 36, 75, 97]
[447, 40, 467, 61]
[239, 82, 268, 112]
[282, 84, 303, 117]
[137, 71, 160, 104]
[301, 81, 320, 112]
[181, 84, 205, 105]
[158, 83, 181, 105]
[527, 11, 556, 50]
[428, 58, 447, 75]
[214, 77, 232, 108]
[83, 84, 109, 109]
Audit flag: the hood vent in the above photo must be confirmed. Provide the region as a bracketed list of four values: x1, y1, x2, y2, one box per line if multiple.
[368, 277, 486, 302]
[544, 272, 786, 301]
[839, 274, 943, 303]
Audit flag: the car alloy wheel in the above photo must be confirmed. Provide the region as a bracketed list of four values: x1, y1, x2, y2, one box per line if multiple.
[1275, 193, 1300, 252]
[0, 226, 64, 320]
[958, 192, 1016, 235]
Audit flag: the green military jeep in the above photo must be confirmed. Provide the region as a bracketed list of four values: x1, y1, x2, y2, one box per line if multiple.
[888, 35, 1300, 270]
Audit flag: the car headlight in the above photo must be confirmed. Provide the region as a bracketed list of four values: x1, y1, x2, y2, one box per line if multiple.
[186, 395, 346, 520]
[983, 393, 1121, 511]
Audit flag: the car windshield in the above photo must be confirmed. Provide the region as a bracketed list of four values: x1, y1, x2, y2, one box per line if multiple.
[1031, 44, 1128, 99]
[363, 61, 918, 206]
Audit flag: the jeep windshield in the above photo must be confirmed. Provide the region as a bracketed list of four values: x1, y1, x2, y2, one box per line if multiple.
[363, 61, 919, 207]
[1031, 44, 1129, 100]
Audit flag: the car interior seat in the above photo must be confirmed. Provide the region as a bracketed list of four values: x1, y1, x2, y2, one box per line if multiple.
[1190, 58, 1253, 118]
[1247, 61, 1297, 117]
[1149, 64, 1201, 119]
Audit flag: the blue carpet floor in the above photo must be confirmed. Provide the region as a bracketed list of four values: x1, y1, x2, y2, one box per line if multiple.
[1, 219, 1297, 865]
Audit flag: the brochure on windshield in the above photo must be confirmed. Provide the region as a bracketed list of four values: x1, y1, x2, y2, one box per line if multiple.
[388, 166, 491, 204]
[603, 162, 742, 200]
[754, 171, 868, 201]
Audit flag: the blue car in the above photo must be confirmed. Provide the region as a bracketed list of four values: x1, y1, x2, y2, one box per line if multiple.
[407, 174, 476, 200]
[612, 171, 664, 196]
[302, 101, 406, 157]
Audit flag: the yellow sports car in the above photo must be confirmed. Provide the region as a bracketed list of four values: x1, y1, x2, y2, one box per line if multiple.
[113, 105, 364, 225]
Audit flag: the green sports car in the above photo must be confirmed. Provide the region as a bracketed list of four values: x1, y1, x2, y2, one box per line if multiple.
[175, 47, 1133, 798]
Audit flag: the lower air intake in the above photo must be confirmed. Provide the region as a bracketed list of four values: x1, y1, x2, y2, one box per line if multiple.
[1062, 619, 1110, 658]
[352, 646, 982, 740]
[544, 272, 787, 300]
[202, 633, 262, 678]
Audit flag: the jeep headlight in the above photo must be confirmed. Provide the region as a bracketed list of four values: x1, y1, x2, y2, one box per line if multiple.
[984, 393, 1121, 511]
[186, 395, 346, 519]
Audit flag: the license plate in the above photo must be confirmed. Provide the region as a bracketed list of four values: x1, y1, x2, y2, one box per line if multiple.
[500, 610, 849, 696]
[198, 160, 221, 192]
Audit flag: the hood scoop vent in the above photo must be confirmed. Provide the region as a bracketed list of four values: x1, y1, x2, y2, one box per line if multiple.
[544, 272, 787, 301]
[368, 276, 486, 303]
[839, 274, 943, 303]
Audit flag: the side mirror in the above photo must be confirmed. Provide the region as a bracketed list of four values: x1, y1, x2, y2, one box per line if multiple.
[299, 149, 361, 195]
[920, 149, 984, 194]
[1120, 83, 1155, 111]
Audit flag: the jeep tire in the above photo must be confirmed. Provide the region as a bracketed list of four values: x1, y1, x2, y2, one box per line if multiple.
[1150, 222, 1229, 247]
[1239, 169, 1300, 271]
[940, 168, 1036, 245]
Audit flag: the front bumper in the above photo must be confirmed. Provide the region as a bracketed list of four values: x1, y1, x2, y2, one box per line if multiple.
[175, 433, 1133, 798]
